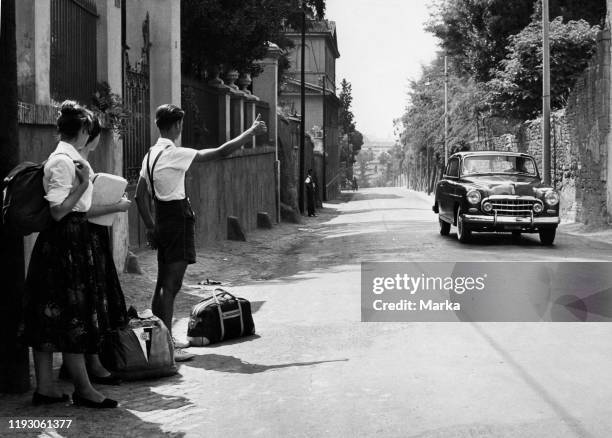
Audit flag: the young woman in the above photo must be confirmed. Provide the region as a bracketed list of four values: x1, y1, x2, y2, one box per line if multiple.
[23, 101, 129, 408]
[57, 113, 130, 386]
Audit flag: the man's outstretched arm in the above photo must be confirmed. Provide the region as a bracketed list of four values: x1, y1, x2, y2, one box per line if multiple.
[192, 115, 267, 163]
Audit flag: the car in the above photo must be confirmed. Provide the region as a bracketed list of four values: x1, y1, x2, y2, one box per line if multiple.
[432, 151, 560, 245]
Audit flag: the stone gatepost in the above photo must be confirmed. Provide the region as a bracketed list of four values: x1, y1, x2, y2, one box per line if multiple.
[252, 43, 282, 222]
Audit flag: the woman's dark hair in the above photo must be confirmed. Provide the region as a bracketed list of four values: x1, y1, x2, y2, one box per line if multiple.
[57, 100, 92, 139]
[86, 112, 102, 144]
[155, 104, 185, 131]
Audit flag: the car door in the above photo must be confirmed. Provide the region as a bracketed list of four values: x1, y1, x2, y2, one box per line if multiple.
[438, 158, 460, 221]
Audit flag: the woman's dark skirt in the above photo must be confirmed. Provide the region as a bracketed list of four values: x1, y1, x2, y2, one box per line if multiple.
[22, 213, 128, 354]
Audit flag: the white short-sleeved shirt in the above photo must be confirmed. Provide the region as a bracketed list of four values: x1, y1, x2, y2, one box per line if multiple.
[43, 141, 93, 211]
[139, 138, 198, 201]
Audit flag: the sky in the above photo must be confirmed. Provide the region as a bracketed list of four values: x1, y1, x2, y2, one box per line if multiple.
[325, 0, 440, 142]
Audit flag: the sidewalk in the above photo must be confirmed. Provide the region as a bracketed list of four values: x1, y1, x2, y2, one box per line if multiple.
[0, 202, 346, 438]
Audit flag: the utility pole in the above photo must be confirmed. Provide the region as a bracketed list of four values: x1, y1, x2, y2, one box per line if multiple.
[542, 0, 551, 185]
[298, 2, 306, 214]
[320, 75, 327, 201]
[0, 0, 30, 394]
[444, 55, 449, 164]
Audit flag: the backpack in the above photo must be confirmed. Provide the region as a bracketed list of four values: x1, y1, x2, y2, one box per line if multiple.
[1, 153, 71, 235]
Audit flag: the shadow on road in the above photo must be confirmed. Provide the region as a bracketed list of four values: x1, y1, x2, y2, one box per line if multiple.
[0, 373, 190, 437]
[184, 354, 348, 374]
[349, 192, 403, 201]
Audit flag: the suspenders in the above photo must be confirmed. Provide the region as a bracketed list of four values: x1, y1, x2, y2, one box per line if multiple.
[146, 145, 171, 201]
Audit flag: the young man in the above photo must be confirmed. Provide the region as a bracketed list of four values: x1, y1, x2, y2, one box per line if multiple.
[135, 104, 267, 361]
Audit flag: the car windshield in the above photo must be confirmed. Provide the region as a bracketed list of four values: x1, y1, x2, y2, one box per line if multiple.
[462, 155, 538, 176]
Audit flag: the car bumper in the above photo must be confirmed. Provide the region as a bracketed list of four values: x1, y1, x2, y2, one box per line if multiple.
[462, 214, 559, 230]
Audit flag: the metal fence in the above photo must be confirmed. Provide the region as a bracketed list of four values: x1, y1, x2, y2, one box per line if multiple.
[122, 13, 151, 185]
[182, 77, 219, 148]
[50, 0, 98, 104]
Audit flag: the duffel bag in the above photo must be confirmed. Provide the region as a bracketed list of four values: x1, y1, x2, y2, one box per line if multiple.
[100, 314, 177, 381]
[187, 288, 255, 346]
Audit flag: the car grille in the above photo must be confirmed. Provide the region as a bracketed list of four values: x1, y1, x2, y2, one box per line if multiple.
[489, 198, 538, 216]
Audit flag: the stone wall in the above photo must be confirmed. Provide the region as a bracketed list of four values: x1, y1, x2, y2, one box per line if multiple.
[185, 147, 277, 244]
[489, 29, 611, 226]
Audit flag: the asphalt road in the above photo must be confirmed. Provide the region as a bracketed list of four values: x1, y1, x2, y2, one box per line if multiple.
[3, 187, 612, 438]
[202, 187, 612, 437]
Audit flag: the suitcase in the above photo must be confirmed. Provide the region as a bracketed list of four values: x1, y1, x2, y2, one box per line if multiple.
[187, 288, 255, 346]
[100, 315, 177, 381]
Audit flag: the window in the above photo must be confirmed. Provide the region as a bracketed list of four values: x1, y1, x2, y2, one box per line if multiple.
[462, 155, 538, 176]
[50, 0, 98, 104]
[446, 158, 459, 177]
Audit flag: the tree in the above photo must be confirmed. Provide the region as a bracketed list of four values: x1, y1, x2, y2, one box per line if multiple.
[339, 78, 355, 134]
[181, 0, 325, 79]
[487, 17, 599, 120]
[426, 0, 606, 83]
[426, 0, 535, 82]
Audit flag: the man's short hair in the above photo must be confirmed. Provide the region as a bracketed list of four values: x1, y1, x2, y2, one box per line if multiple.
[155, 104, 185, 130]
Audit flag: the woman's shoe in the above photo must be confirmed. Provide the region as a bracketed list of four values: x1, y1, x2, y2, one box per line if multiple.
[32, 392, 69, 406]
[72, 392, 118, 409]
[89, 373, 122, 386]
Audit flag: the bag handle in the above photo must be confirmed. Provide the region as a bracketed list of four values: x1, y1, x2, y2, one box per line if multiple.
[210, 288, 245, 340]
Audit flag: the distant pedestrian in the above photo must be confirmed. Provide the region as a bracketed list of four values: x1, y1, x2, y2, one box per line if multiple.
[305, 169, 316, 217]
[135, 104, 266, 361]
[352, 176, 358, 191]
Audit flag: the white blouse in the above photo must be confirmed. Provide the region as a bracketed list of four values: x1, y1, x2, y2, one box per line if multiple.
[43, 141, 93, 212]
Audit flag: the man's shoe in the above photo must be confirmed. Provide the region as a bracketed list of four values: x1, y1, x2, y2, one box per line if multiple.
[174, 348, 195, 362]
[173, 338, 190, 349]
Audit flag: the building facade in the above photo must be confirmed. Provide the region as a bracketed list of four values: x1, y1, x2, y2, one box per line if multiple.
[280, 19, 342, 202]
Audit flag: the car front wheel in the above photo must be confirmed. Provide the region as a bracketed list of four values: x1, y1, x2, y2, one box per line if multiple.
[456, 206, 472, 243]
[539, 228, 556, 246]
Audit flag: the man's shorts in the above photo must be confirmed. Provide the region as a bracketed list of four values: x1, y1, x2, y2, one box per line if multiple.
[154, 198, 196, 265]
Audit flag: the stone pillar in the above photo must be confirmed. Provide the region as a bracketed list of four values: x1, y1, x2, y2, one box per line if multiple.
[17, 0, 51, 272]
[15, 0, 50, 104]
[225, 69, 247, 144]
[96, 0, 128, 271]
[217, 88, 231, 144]
[239, 72, 258, 148]
[252, 43, 282, 222]
[142, 0, 181, 144]
[252, 43, 282, 152]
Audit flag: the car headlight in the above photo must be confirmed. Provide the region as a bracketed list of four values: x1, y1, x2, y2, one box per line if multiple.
[467, 190, 481, 205]
[544, 191, 559, 206]
[482, 202, 493, 213]
[533, 203, 543, 213]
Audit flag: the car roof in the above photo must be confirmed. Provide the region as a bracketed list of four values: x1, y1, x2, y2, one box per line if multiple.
[451, 151, 533, 159]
